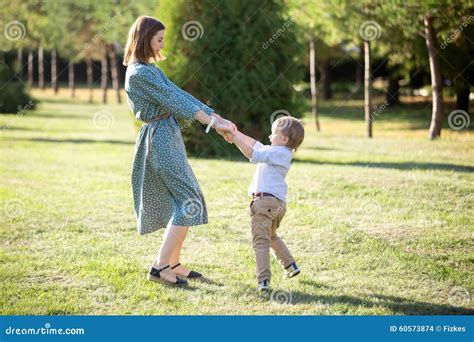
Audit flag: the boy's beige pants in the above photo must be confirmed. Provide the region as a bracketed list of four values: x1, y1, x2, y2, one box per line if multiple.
[250, 196, 295, 282]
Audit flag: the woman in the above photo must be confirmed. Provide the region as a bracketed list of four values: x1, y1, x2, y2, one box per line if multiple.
[123, 16, 236, 286]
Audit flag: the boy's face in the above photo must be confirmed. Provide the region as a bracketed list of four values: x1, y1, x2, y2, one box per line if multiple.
[269, 125, 289, 146]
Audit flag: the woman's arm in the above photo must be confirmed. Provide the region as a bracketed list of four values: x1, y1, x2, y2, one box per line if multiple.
[195, 110, 215, 126]
[166, 78, 215, 116]
[195, 111, 236, 133]
[129, 69, 208, 122]
[210, 113, 237, 132]
[129, 68, 237, 135]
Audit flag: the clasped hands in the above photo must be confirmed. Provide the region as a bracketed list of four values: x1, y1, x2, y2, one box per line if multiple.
[212, 113, 237, 144]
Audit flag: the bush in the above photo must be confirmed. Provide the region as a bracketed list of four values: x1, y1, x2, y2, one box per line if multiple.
[0, 58, 35, 114]
[156, 0, 304, 156]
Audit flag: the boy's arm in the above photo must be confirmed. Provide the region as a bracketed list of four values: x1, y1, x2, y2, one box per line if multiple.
[230, 130, 257, 160]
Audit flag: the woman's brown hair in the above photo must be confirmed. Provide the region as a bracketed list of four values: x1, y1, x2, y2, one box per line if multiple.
[123, 16, 165, 66]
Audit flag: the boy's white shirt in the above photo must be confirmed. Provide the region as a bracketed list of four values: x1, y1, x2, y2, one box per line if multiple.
[248, 141, 293, 203]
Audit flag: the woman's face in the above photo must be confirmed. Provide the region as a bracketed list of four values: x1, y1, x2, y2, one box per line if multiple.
[150, 29, 165, 54]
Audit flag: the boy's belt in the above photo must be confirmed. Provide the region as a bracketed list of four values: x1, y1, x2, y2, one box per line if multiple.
[252, 192, 276, 199]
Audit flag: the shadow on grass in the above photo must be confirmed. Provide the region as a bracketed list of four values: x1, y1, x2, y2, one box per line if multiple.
[198, 277, 225, 287]
[31, 113, 92, 120]
[317, 100, 473, 132]
[294, 158, 474, 173]
[288, 290, 474, 315]
[7, 137, 135, 145]
[304, 146, 339, 151]
[299, 279, 332, 289]
[1, 126, 39, 131]
[36, 97, 102, 106]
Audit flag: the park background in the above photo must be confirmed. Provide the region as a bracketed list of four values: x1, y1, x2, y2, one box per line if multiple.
[0, 0, 473, 314]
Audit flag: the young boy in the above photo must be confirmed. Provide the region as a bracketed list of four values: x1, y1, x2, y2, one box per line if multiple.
[226, 116, 305, 291]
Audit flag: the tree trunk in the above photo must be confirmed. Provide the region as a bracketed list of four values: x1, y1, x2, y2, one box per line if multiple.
[107, 44, 121, 104]
[17, 48, 22, 79]
[364, 40, 372, 138]
[355, 43, 363, 86]
[86, 58, 93, 103]
[322, 61, 332, 100]
[27, 49, 33, 87]
[51, 49, 58, 94]
[454, 73, 470, 113]
[386, 70, 400, 106]
[101, 44, 108, 104]
[424, 15, 444, 139]
[68, 62, 75, 98]
[309, 38, 320, 131]
[38, 46, 44, 90]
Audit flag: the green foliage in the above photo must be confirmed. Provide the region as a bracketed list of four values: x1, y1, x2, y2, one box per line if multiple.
[0, 57, 35, 114]
[156, 0, 305, 156]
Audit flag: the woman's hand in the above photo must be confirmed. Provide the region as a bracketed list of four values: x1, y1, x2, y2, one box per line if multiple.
[210, 113, 237, 143]
[212, 113, 237, 133]
[219, 118, 237, 132]
[214, 120, 234, 133]
[214, 121, 235, 143]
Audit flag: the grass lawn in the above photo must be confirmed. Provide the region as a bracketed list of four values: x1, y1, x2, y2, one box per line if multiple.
[1, 88, 473, 315]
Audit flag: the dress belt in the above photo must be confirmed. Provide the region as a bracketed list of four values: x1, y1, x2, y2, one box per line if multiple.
[144, 113, 172, 160]
[142, 112, 172, 124]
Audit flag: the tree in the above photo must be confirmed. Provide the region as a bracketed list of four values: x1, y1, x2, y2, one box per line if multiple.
[43, 1, 71, 94]
[378, 1, 473, 139]
[0, 55, 35, 114]
[157, 0, 304, 156]
[86, 0, 151, 103]
[0, 0, 35, 114]
[291, 0, 353, 131]
[424, 14, 444, 137]
[21, 0, 50, 91]
[439, 15, 473, 113]
[319, 0, 383, 138]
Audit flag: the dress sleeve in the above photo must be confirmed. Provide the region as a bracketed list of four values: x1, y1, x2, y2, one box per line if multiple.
[166, 78, 215, 116]
[128, 68, 201, 121]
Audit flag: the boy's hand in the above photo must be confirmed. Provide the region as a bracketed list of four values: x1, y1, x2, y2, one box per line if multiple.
[216, 126, 235, 144]
[224, 131, 235, 143]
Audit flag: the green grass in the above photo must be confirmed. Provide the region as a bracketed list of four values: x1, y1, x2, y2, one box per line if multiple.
[1, 89, 473, 315]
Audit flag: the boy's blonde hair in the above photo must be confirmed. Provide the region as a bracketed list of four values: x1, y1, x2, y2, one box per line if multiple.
[273, 116, 305, 151]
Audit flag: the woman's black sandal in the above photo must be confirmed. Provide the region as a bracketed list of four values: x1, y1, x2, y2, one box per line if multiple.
[148, 264, 188, 286]
[171, 263, 203, 279]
